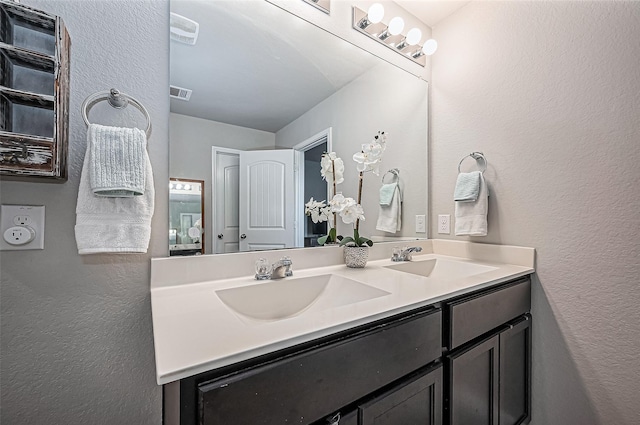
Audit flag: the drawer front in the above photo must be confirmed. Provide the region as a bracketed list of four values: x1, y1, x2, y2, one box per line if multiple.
[199, 308, 442, 425]
[447, 277, 530, 349]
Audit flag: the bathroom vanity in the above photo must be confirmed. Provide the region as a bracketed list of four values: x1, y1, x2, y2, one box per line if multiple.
[151, 240, 534, 425]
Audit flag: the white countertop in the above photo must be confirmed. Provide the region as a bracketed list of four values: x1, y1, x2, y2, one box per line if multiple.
[150, 240, 535, 385]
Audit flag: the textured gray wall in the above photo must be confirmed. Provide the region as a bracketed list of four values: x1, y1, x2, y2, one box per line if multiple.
[0, 1, 169, 424]
[431, 2, 640, 424]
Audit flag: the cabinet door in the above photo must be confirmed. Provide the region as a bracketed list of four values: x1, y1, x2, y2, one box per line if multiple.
[360, 365, 442, 425]
[447, 335, 499, 425]
[499, 316, 531, 425]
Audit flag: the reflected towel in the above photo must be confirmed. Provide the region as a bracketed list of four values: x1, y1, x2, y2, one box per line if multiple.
[454, 171, 481, 202]
[455, 173, 487, 236]
[379, 182, 397, 206]
[75, 138, 155, 254]
[88, 124, 147, 197]
[376, 184, 402, 233]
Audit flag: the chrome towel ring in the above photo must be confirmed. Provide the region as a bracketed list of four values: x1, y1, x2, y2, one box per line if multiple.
[382, 168, 400, 183]
[82, 88, 152, 138]
[458, 152, 487, 173]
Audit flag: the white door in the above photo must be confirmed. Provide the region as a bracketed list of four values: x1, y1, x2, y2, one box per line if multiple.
[213, 149, 240, 254]
[239, 150, 296, 252]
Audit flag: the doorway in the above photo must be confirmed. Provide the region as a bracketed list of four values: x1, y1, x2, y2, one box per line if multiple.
[211, 128, 332, 253]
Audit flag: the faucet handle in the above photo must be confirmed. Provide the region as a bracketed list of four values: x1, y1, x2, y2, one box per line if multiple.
[255, 258, 271, 280]
[280, 256, 293, 277]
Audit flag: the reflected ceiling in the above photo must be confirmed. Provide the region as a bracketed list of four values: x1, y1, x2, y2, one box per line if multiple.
[170, 0, 379, 133]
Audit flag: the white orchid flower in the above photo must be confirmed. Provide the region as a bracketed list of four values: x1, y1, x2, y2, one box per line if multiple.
[305, 197, 329, 223]
[339, 202, 365, 225]
[353, 139, 385, 175]
[320, 205, 334, 227]
[320, 152, 344, 185]
[329, 193, 349, 213]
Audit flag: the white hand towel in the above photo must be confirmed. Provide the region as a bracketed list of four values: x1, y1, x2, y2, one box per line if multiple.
[454, 171, 481, 202]
[75, 142, 155, 254]
[379, 182, 397, 206]
[455, 172, 488, 236]
[88, 124, 147, 197]
[376, 184, 402, 233]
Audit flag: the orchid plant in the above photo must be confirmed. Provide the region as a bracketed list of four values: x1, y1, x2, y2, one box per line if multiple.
[340, 131, 387, 246]
[306, 152, 344, 245]
[305, 132, 387, 248]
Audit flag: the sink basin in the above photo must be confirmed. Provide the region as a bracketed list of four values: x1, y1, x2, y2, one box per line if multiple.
[385, 258, 497, 280]
[216, 274, 390, 321]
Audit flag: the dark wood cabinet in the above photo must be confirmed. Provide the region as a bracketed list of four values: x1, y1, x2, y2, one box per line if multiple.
[194, 306, 441, 425]
[360, 364, 442, 425]
[447, 334, 499, 425]
[445, 315, 531, 425]
[499, 316, 531, 425]
[164, 275, 532, 425]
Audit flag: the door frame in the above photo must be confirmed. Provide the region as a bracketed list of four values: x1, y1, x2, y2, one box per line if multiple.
[292, 127, 333, 247]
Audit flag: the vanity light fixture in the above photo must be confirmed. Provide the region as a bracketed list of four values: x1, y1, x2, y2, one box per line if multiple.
[352, 5, 437, 67]
[357, 3, 385, 29]
[378, 16, 404, 41]
[302, 0, 331, 15]
[396, 27, 421, 51]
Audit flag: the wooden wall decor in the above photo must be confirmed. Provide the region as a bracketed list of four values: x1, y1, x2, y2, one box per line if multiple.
[0, 0, 70, 180]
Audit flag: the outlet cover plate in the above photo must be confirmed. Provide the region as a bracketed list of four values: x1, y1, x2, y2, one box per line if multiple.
[438, 214, 450, 234]
[0, 205, 45, 250]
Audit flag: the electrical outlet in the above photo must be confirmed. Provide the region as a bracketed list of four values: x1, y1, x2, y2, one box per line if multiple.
[4, 226, 36, 245]
[438, 214, 450, 234]
[415, 215, 426, 233]
[0, 205, 45, 250]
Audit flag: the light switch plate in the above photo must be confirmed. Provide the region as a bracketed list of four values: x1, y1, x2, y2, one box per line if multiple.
[0, 205, 45, 250]
[415, 215, 426, 233]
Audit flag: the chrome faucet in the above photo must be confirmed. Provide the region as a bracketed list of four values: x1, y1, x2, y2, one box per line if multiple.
[392, 246, 423, 262]
[255, 256, 293, 280]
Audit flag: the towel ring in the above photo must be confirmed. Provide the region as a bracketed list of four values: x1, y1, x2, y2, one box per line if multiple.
[382, 168, 399, 183]
[458, 152, 487, 173]
[82, 88, 152, 138]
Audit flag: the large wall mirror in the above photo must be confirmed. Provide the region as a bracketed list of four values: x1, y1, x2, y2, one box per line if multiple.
[169, 0, 428, 255]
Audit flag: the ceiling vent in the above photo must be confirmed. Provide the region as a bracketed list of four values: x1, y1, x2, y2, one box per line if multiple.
[170, 12, 199, 45]
[170, 85, 192, 101]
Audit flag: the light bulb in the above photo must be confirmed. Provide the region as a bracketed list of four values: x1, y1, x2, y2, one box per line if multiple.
[368, 3, 384, 24]
[406, 28, 422, 46]
[169, 183, 174, 189]
[422, 39, 438, 55]
[388, 17, 404, 36]
[176, 183, 183, 190]
[184, 184, 191, 190]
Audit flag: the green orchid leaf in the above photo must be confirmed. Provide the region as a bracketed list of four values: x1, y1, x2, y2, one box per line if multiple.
[360, 237, 373, 247]
[317, 235, 328, 245]
[339, 237, 355, 246]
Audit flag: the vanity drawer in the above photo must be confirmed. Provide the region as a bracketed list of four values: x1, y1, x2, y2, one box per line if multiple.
[446, 277, 531, 350]
[198, 307, 442, 425]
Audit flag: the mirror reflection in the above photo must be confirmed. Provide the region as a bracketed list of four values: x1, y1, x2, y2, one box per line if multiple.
[169, 0, 428, 255]
[169, 178, 204, 256]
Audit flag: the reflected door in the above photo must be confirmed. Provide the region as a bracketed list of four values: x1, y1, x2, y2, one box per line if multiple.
[239, 150, 295, 252]
[213, 149, 240, 254]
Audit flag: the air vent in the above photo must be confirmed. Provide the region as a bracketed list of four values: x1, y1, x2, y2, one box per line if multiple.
[170, 13, 199, 45]
[170, 85, 192, 101]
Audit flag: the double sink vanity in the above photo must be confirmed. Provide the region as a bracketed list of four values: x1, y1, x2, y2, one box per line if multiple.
[151, 240, 535, 425]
